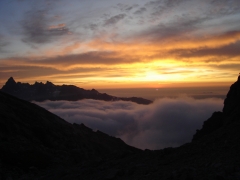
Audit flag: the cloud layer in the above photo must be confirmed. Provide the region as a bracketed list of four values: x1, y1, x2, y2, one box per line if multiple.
[35, 97, 223, 150]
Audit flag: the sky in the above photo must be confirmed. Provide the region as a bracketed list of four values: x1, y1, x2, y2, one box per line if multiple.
[0, 0, 240, 89]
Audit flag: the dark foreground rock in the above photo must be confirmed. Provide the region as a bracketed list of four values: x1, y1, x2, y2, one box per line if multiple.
[0, 91, 140, 180]
[223, 75, 240, 115]
[1, 77, 152, 105]
[1, 76, 240, 179]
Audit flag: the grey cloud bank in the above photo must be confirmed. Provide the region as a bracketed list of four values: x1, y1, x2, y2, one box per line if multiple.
[35, 97, 223, 150]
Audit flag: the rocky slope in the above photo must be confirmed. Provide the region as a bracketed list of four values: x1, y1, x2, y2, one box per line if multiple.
[1, 77, 152, 105]
[0, 91, 140, 180]
[1, 76, 240, 179]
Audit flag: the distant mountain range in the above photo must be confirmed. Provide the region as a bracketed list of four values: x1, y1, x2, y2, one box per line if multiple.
[1, 77, 152, 104]
[1, 76, 240, 179]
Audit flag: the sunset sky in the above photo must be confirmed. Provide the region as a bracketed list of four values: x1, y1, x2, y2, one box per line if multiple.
[0, 0, 240, 89]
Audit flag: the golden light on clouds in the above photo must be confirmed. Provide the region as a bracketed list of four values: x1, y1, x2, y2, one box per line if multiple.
[0, 0, 240, 88]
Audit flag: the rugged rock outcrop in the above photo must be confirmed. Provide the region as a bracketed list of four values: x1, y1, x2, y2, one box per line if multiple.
[223, 75, 240, 114]
[192, 111, 225, 141]
[193, 75, 240, 141]
[1, 77, 152, 105]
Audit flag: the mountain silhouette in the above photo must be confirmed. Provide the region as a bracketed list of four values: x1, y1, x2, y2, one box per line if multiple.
[1, 76, 240, 179]
[0, 91, 140, 179]
[1, 77, 152, 104]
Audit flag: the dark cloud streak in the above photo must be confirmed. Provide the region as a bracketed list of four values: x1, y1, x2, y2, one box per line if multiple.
[172, 40, 240, 58]
[134, 7, 147, 15]
[135, 17, 205, 43]
[21, 8, 70, 45]
[104, 14, 126, 26]
[0, 35, 9, 53]
[40, 51, 137, 66]
[0, 51, 139, 70]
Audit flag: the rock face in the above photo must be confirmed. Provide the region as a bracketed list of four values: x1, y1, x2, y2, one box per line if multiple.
[1, 77, 152, 105]
[192, 111, 225, 141]
[193, 75, 240, 141]
[1, 76, 240, 179]
[223, 75, 240, 114]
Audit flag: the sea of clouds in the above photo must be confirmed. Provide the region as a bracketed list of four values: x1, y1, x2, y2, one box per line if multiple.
[35, 97, 223, 150]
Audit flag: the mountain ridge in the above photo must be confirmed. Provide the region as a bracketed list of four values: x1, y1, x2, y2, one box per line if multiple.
[1, 76, 240, 179]
[1, 77, 152, 105]
[0, 90, 141, 179]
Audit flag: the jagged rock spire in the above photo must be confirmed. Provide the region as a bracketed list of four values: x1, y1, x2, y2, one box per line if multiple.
[223, 75, 240, 114]
[6, 77, 16, 84]
[2, 77, 17, 90]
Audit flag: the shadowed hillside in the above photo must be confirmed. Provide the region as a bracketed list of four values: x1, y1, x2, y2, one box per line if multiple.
[1, 76, 240, 179]
[0, 91, 140, 179]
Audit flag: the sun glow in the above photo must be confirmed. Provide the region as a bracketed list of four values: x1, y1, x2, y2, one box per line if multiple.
[144, 71, 166, 81]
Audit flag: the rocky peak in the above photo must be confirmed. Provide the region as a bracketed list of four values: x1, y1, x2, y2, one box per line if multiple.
[34, 81, 43, 85]
[6, 77, 16, 85]
[91, 88, 98, 93]
[223, 75, 240, 115]
[46, 81, 54, 87]
[1, 77, 17, 92]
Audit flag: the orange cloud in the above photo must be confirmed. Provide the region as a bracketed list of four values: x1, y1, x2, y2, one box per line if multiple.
[48, 23, 66, 30]
[1, 28, 240, 88]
